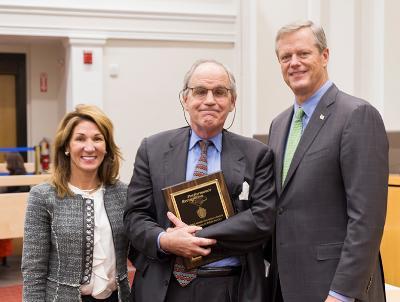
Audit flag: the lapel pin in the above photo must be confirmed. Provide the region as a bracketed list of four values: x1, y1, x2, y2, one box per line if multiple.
[319, 114, 325, 120]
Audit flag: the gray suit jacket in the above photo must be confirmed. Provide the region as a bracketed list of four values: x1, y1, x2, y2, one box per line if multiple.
[22, 181, 130, 302]
[124, 127, 276, 302]
[267, 84, 388, 302]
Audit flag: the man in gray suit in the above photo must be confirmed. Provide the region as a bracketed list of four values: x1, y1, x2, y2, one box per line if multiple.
[267, 20, 388, 302]
[124, 59, 276, 302]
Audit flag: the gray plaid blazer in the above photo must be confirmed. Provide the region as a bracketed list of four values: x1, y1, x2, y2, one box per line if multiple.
[22, 181, 130, 302]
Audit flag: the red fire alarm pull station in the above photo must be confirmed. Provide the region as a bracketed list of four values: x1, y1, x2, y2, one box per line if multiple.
[83, 51, 93, 64]
[40, 72, 48, 92]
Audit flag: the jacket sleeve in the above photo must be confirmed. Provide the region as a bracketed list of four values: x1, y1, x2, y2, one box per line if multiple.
[197, 146, 276, 252]
[331, 103, 388, 300]
[21, 186, 52, 302]
[124, 138, 166, 260]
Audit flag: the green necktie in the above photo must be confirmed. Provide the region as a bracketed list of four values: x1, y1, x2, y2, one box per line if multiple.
[282, 108, 305, 184]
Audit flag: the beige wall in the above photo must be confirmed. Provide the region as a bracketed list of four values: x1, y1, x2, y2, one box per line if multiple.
[29, 42, 65, 147]
[256, 0, 309, 134]
[103, 40, 236, 181]
[0, 1, 238, 181]
[384, 0, 400, 131]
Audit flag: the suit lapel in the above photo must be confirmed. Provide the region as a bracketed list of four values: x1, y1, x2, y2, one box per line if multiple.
[163, 127, 190, 188]
[273, 109, 293, 195]
[163, 129, 245, 203]
[221, 131, 245, 196]
[282, 85, 338, 192]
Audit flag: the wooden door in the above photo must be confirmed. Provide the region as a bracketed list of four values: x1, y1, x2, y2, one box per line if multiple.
[0, 75, 17, 162]
[0, 53, 27, 161]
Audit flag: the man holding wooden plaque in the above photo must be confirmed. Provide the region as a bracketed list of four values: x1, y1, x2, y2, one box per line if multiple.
[124, 59, 276, 302]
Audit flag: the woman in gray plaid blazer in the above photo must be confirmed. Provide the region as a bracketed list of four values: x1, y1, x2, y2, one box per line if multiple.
[22, 105, 130, 302]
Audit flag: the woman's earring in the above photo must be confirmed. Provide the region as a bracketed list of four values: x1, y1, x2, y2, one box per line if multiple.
[65, 151, 70, 156]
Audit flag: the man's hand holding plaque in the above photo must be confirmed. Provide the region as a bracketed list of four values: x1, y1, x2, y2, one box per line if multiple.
[159, 215, 216, 259]
[162, 171, 235, 268]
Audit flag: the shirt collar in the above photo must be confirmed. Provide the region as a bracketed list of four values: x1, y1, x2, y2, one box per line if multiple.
[189, 130, 222, 153]
[294, 80, 333, 117]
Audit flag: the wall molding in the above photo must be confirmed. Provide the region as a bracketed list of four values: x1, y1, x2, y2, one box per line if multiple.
[0, 5, 237, 43]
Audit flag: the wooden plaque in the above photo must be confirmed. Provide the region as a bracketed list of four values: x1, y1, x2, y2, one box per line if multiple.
[162, 171, 234, 268]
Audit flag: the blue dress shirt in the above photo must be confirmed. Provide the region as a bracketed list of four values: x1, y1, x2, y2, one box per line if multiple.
[291, 80, 333, 131]
[185, 131, 222, 180]
[187, 131, 240, 267]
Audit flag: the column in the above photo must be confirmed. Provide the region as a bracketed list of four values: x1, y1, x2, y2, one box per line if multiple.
[64, 37, 106, 111]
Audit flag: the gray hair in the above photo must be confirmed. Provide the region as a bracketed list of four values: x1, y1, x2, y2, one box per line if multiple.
[275, 20, 327, 54]
[182, 59, 237, 100]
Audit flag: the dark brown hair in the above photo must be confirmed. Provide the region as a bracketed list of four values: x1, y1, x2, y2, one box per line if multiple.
[52, 104, 122, 197]
[6, 152, 27, 175]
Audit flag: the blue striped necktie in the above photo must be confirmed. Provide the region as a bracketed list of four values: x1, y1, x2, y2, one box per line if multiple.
[173, 140, 210, 287]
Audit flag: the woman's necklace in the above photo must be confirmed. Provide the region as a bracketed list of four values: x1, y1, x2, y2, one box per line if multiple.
[80, 183, 102, 195]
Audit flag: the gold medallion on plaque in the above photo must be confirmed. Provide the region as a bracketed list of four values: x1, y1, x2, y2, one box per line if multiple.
[196, 206, 207, 218]
[187, 195, 208, 218]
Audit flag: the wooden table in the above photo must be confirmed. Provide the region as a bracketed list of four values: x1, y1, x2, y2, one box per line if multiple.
[0, 174, 50, 187]
[0, 174, 51, 239]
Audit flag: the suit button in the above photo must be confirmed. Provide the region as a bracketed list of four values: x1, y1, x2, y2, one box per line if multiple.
[277, 207, 284, 215]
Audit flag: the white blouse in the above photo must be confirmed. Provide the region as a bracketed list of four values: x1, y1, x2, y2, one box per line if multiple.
[69, 184, 117, 299]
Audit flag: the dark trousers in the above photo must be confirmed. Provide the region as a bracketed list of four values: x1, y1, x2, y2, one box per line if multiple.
[81, 290, 118, 302]
[166, 274, 240, 302]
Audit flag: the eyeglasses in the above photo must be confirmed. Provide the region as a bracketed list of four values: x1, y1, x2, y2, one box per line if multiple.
[187, 86, 231, 99]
